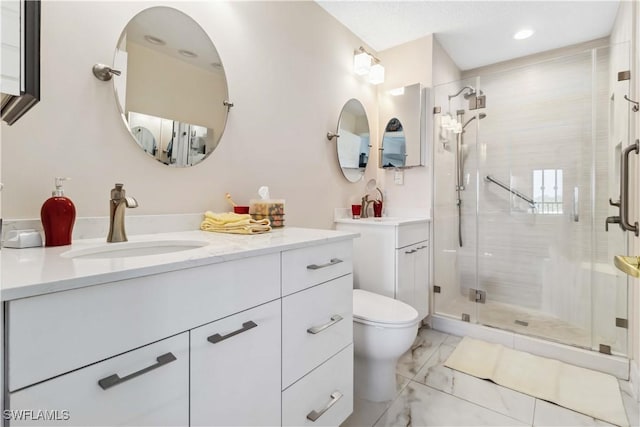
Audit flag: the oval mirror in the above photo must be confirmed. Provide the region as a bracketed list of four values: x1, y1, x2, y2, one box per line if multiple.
[381, 117, 406, 168]
[113, 7, 229, 167]
[335, 99, 370, 182]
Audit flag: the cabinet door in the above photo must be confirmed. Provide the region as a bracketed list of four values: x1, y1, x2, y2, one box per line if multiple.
[414, 242, 429, 319]
[396, 243, 417, 308]
[396, 241, 429, 321]
[9, 333, 189, 426]
[190, 300, 281, 426]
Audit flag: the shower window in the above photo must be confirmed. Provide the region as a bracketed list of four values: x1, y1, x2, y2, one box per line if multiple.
[533, 169, 563, 214]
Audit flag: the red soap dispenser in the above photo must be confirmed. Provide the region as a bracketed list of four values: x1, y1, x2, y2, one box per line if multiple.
[40, 177, 76, 247]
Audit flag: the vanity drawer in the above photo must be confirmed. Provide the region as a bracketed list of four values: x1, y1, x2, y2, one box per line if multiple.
[282, 344, 353, 427]
[9, 332, 189, 426]
[190, 299, 281, 426]
[396, 222, 428, 248]
[7, 253, 280, 391]
[281, 240, 352, 295]
[282, 274, 353, 388]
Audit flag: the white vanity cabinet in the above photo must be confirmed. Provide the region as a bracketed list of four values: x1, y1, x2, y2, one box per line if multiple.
[281, 241, 354, 426]
[335, 218, 430, 321]
[9, 333, 189, 426]
[190, 299, 282, 427]
[2, 230, 355, 427]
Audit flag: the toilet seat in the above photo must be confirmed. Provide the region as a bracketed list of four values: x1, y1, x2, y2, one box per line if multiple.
[353, 289, 419, 328]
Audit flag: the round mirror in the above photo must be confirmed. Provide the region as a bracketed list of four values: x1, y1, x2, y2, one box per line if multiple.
[381, 117, 406, 168]
[335, 99, 370, 182]
[113, 7, 229, 167]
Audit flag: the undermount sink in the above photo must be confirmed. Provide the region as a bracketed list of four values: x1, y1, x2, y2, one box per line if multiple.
[61, 240, 209, 260]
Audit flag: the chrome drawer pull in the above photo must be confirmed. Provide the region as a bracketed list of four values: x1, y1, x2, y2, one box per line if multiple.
[417, 245, 427, 250]
[98, 352, 176, 390]
[307, 315, 343, 334]
[405, 249, 417, 254]
[207, 321, 258, 344]
[306, 258, 343, 270]
[306, 391, 343, 422]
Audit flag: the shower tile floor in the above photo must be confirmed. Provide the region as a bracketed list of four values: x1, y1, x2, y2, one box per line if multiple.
[341, 327, 640, 427]
[436, 297, 610, 351]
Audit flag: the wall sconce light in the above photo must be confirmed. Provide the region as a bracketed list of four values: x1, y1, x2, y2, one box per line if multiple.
[353, 49, 372, 75]
[353, 46, 384, 85]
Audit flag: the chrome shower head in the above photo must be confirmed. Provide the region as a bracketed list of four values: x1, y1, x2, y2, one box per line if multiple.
[463, 88, 484, 99]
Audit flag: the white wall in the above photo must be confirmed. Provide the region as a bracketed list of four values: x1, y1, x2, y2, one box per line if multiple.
[0, 1, 379, 230]
[375, 36, 433, 216]
[125, 41, 227, 146]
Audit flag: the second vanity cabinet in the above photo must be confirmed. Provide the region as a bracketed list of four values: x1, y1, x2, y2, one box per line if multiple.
[335, 218, 429, 321]
[3, 232, 355, 426]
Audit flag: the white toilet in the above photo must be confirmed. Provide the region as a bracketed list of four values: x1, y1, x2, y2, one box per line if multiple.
[352, 289, 420, 402]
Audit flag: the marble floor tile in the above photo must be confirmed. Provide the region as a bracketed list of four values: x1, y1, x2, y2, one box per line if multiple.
[533, 399, 615, 427]
[413, 343, 457, 392]
[341, 375, 410, 427]
[396, 328, 449, 379]
[373, 381, 527, 427]
[413, 343, 535, 424]
[443, 334, 463, 346]
[618, 380, 640, 427]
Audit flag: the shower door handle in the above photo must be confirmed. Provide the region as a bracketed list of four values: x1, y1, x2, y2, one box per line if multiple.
[620, 140, 639, 236]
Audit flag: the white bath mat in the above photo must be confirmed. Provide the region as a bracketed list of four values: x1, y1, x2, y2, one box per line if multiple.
[444, 337, 629, 426]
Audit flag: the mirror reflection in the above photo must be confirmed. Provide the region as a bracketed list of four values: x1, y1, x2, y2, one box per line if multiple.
[336, 99, 370, 182]
[380, 82, 425, 168]
[381, 118, 406, 168]
[113, 7, 229, 167]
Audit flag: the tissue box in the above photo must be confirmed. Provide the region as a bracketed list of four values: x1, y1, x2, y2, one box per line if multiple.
[250, 199, 285, 216]
[251, 214, 285, 228]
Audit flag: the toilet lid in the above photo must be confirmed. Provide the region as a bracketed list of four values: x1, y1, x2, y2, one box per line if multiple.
[353, 289, 419, 325]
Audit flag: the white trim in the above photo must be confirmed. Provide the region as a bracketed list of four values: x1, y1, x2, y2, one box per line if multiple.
[432, 314, 629, 380]
[631, 361, 640, 402]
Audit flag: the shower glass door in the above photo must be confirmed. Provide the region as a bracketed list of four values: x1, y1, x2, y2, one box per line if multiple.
[432, 43, 629, 355]
[432, 77, 480, 324]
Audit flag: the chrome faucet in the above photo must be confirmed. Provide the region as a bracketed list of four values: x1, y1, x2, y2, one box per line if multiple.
[361, 195, 375, 218]
[107, 183, 138, 243]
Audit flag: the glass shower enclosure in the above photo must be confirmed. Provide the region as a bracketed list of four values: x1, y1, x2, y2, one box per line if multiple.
[432, 43, 631, 356]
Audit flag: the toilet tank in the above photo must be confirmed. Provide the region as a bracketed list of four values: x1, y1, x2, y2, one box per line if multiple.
[335, 217, 430, 320]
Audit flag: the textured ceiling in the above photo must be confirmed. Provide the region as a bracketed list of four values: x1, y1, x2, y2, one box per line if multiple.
[316, 1, 620, 70]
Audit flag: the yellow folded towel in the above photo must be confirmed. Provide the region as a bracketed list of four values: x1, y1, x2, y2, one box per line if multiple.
[200, 211, 271, 235]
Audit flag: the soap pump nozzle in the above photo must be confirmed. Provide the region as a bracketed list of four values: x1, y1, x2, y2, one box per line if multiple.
[52, 177, 71, 197]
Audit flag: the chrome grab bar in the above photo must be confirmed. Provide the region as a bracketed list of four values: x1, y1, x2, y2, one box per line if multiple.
[484, 175, 535, 208]
[620, 140, 639, 236]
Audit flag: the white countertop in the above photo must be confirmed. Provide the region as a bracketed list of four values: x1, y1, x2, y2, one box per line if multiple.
[334, 217, 429, 226]
[0, 228, 357, 301]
